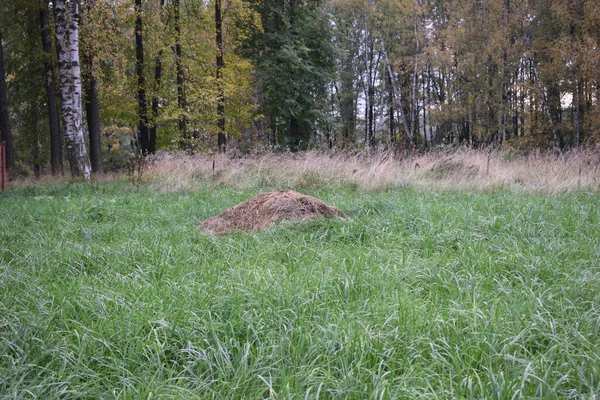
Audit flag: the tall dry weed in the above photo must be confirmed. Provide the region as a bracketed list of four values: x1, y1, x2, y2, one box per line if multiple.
[143, 148, 600, 193]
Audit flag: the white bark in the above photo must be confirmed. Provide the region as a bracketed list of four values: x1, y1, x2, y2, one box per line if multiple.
[54, 0, 91, 179]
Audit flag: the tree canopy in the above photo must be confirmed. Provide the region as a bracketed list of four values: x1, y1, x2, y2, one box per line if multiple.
[0, 0, 598, 176]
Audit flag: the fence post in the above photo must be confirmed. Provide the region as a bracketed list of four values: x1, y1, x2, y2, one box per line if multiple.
[1, 141, 5, 193]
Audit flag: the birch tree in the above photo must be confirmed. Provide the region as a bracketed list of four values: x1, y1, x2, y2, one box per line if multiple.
[54, 0, 91, 178]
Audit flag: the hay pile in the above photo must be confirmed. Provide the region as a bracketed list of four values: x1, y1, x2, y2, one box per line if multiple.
[201, 190, 345, 235]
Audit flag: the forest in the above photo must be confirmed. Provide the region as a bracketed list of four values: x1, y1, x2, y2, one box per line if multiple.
[0, 0, 599, 178]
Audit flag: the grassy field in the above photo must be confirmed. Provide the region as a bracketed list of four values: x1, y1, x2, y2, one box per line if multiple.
[1, 175, 599, 398]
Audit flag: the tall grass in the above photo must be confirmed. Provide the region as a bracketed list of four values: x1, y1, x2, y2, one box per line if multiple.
[141, 148, 600, 193]
[6, 148, 600, 194]
[1, 180, 599, 398]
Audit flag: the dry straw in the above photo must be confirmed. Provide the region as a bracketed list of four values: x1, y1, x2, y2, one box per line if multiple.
[144, 148, 600, 193]
[7, 148, 599, 193]
[201, 189, 345, 235]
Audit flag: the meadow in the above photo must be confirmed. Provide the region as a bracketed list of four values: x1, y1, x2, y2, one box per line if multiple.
[1, 151, 599, 399]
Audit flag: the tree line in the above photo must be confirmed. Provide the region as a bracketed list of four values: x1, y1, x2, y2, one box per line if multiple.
[0, 0, 598, 178]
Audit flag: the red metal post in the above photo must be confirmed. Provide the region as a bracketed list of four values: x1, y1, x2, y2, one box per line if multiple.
[1, 141, 5, 192]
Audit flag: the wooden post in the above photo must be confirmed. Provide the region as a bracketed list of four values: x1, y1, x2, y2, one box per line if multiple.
[1, 141, 6, 192]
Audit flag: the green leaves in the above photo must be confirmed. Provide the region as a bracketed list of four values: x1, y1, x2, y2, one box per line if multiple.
[248, 0, 335, 150]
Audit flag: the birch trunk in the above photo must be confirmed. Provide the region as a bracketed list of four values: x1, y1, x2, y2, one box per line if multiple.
[54, 0, 91, 179]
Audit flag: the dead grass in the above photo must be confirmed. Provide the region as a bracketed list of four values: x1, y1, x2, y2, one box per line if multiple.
[143, 148, 600, 193]
[201, 189, 346, 235]
[7, 170, 120, 187]
[5, 148, 599, 193]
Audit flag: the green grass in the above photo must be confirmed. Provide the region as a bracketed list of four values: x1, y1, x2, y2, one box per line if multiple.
[1, 181, 599, 399]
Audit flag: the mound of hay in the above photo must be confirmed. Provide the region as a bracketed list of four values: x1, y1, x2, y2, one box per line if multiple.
[201, 190, 345, 235]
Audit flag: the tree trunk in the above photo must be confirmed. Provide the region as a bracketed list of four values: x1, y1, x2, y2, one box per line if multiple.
[521, 23, 561, 149]
[215, 0, 226, 153]
[368, 83, 375, 147]
[499, 52, 508, 143]
[424, 63, 432, 149]
[519, 62, 525, 137]
[411, 15, 420, 144]
[54, 0, 91, 179]
[40, 1, 63, 175]
[174, 0, 187, 146]
[0, 29, 15, 176]
[366, 38, 375, 147]
[149, 50, 162, 154]
[574, 78, 582, 147]
[379, 33, 413, 150]
[368, 0, 413, 150]
[84, 60, 102, 172]
[290, 117, 300, 152]
[149, 0, 165, 154]
[81, 0, 102, 173]
[339, 58, 355, 147]
[135, 0, 150, 154]
[388, 70, 395, 145]
[368, 0, 413, 149]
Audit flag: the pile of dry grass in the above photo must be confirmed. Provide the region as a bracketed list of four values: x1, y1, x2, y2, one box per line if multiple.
[201, 190, 345, 235]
